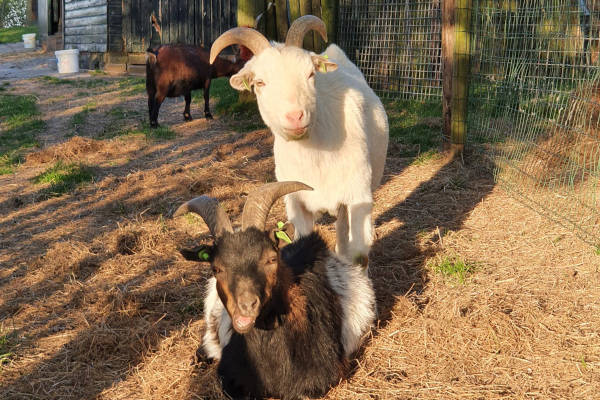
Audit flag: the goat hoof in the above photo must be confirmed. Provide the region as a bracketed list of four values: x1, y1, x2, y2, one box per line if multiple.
[184, 114, 193, 121]
[205, 112, 213, 120]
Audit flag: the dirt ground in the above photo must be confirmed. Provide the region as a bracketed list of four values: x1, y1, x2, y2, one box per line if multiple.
[1, 65, 599, 400]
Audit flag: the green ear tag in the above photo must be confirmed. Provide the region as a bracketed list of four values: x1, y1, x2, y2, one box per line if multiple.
[322, 54, 329, 59]
[320, 62, 327, 73]
[275, 221, 292, 244]
[198, 249, 210, 261]
[243, 78, 251, 91]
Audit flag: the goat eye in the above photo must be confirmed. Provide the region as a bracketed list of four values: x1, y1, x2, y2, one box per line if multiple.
[255, 79, 265, 87]
[308, 71, 315, 80]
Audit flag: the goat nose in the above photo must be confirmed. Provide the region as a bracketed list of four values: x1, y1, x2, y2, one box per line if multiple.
[238, 294, 259, 315]
[285, 110, 304, 123]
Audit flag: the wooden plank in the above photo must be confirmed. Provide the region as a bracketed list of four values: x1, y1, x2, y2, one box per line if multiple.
[320, 0, 337, 44]
[123, 0, 131, 52]
[170, 0, 178, 43]
[64, 34, 108, 44]
[65, 25, 107, 35]
[64, 15, 107, 27]
[65, 0, 106, 11]
[65, 5, 107, 19]
[311, 0, 322, 51]
[66, 43, 107, 52]
[274, 0, 287, 42]
[299, 0, 312, 50]
[202, 0, 210, 46]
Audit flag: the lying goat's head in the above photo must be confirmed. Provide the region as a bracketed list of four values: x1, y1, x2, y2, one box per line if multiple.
[175, 182, 311, 333]
[209, 16, 338, 141]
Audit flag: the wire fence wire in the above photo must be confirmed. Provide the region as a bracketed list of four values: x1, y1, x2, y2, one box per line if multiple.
[337, 0, 443, 100]
[469, 0, 600, 245]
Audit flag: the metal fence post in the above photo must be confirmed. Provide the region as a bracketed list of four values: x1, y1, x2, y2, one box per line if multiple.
[443, 0, 471, 155]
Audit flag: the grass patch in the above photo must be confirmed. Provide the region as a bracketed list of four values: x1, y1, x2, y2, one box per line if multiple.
[385, 99, 442, 156]
[0, 94, 44, 174]
[429, 255, 476, 284]
[595, 245, 600, 256]
[140, 123, 176, 140]
[0, 325, 17, 367]
[32, 161, 95, 197]
[411, 149, 441, 166]
[118, 77, 146, 95]
[0, 25, 37, 44]
[70, 102, 97, 133]
[39, 76, 111, 89]
[194, 78, 264, 132]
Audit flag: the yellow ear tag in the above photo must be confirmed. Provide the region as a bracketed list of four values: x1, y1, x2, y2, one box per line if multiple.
[243, 78, 251, 91]
[320, 62, 327, 73]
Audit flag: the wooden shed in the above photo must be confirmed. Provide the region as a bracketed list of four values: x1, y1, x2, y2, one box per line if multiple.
[43, 0, 237, 71]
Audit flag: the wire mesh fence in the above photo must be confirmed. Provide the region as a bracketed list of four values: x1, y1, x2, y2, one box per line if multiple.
[337, 0, 443, 100]
[469, 0, 600, 244]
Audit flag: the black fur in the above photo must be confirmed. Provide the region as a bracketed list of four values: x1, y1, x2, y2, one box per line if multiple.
[216, 232, 345, 400]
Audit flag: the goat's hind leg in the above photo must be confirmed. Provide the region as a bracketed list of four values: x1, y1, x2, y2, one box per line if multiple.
[183, 91, 193, 121]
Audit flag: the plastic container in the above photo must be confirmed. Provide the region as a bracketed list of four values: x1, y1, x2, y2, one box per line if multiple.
[55, 49, 80, 74]
[22, 33, 36, 49]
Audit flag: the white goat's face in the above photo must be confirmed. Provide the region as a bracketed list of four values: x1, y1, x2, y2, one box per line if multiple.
[230, 46, 337, 141]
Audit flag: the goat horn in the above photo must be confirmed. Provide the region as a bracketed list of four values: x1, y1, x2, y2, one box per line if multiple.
[285, 15, 328, 48]
[242, 182, 313, 231]
[174, 196, 233, 237]
[210, 27, 271, 64]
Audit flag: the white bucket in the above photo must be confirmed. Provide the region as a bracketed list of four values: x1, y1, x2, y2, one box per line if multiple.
[55, 49, 80, 74]
[22, 33, 36, 49]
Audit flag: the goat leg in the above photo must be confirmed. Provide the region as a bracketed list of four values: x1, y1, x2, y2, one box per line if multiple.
[183, 92, 193, 121]
[204, 79, 213, 119]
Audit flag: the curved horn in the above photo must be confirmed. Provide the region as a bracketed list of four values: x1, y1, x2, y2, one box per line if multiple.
[241, 182, 313, 231]
[210, 27, 271, 64]
[285, 15, 328, 48]
[174, 196, 233, 237]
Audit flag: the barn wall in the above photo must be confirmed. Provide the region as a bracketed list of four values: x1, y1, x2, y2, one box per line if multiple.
[64, 0, 108, 52]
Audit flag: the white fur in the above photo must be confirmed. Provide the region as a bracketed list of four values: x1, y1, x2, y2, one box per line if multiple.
[325, 254, 376, 356]
[202, 253, 375, 360]
[202, 277, 232, 360]
[230, 44, 389, 265]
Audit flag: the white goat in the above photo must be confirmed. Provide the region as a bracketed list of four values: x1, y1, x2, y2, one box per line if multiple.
[210, 16, 389, 268]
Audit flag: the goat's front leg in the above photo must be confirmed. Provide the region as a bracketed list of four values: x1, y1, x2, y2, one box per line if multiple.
[285, 195, 314, 239]
[347, 202, 374, 271]
[183, 91, 193, 121]
[203, 79, 213, 119]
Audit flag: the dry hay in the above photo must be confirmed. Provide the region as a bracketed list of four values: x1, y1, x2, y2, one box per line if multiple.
[1, 76, 599, 400]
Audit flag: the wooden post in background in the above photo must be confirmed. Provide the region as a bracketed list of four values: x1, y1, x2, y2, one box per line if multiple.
[443, 0, 471, 155]
[238, 0, 264, 103]
[321, 0, 338, 44]
[274, 0, 288, 41]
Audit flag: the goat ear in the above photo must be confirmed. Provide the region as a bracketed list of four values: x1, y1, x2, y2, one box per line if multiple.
[311, 55, 338, 73]
[270, 221, 295, 249]
[180, 244, 214, 262]
[230, 67, 255, 92]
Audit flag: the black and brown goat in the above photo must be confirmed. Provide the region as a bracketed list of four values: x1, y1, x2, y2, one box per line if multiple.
[145, 44, 246, 127]
[175, 182, 376, 400]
